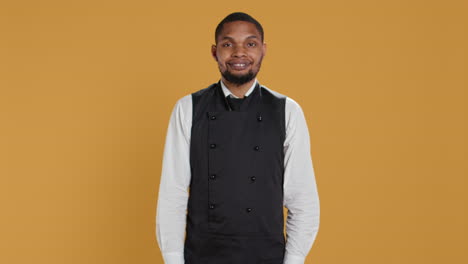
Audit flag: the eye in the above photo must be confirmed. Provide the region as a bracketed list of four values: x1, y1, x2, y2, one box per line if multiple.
[222, 43, 232, 47]
[247, 42, 257, 47]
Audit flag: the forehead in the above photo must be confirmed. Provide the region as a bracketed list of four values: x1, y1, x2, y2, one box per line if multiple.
[217, 21, 262, 41]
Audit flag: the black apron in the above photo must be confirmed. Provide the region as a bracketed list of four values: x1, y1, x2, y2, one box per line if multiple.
[185, 81, 287, 264]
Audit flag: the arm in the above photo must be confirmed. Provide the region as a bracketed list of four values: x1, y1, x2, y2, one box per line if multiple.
[156, 95, 192, 264]
[283, 97, 320, 264]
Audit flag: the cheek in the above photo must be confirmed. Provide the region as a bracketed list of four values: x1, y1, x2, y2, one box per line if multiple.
[249, 50, 263, 60]
[218, 58, 230, 67]
[216, 58, 226, 66]
[216, 59, 227, 69]
[216, 49, 228, 58]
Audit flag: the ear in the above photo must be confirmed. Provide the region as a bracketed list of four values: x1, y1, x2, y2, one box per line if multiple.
[211, 44, 218, 61]
[262, 42, 267, 56]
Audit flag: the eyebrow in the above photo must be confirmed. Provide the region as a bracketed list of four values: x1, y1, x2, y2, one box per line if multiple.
[221, 35, 259, 41]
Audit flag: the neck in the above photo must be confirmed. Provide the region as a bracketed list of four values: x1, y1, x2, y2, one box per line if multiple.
[221, 77, 256, 98]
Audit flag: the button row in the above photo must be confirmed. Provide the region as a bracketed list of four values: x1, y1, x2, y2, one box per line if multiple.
[209, 144, 261, 151]
[209, 115, 263, 122]
[208, 174, 256, 182]
[209, 203, 253, 213]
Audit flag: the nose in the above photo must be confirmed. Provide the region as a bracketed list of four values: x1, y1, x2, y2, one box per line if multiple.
[232, 45, 247, 57]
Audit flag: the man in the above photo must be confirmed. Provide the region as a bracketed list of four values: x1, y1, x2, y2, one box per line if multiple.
[156, 12, 320, 264]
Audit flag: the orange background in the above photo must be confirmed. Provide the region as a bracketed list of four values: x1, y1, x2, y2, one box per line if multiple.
[0, 0, 466, 263]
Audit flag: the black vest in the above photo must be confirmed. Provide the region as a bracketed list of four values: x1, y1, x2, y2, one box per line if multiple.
[184, 81, 287, 264]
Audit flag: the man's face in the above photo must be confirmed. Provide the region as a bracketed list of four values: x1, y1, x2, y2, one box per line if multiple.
[211, 21, 266, 86]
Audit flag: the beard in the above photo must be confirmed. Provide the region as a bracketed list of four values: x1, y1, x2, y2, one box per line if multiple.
[221, 69, 257, 85]
[220, 58, 263, 86]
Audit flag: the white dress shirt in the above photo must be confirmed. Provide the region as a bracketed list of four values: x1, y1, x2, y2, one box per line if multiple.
[156, 79, 320, 264]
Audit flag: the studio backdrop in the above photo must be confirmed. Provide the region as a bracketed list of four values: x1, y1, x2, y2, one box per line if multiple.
[0, 0, 466, 263]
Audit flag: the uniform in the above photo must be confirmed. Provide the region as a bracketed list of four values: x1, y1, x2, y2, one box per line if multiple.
[185, 81, 286, 264]
[156, 79, 320, 264]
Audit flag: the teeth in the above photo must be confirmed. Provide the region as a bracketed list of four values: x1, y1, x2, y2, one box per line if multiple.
[233, 64, 246, 67]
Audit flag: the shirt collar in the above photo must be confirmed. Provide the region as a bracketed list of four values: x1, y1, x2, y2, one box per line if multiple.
[220, 78, 258, 99]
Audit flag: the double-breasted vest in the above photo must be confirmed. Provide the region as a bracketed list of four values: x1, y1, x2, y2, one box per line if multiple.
[184, 81, 287, 264]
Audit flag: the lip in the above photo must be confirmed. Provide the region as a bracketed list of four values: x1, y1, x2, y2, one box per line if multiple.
[227, 61, 251, 71]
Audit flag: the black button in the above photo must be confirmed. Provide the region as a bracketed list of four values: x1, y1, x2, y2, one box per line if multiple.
[254, 145, 260, 151]
[210, 143, 216, 149]
[257, 116, 262, 121]
[210, 174, 216, 180]
[246, 208, 252, 213]
[250, 176, 256, 182]
[209, 204, 215, 209]
[210, 115, 217, 120]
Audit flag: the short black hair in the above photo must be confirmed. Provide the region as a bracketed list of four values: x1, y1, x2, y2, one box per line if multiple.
[215, 12, 264, 43]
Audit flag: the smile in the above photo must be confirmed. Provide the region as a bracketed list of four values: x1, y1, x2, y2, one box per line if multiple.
[228, 63, 250, 70]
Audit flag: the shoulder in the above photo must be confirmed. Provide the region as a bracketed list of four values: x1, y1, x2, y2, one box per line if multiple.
[175, 93, 192, 108]
[170, 81, 218, 124]
[169, 94, 192, 130]
[259, 84, 288, 112]
[285, 96, 304, 117]
[284, 97, 306, 132]
[192, 83, 218, 98]
[259, 84, 287, 101]
[260, 84, 303, 116]
[190, 83, 219, 111]
[173, 94, 192, 114]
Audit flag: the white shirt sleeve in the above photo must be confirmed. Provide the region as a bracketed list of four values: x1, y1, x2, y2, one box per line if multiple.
[156, 94, 192, 264]
[283, 97, 321, 264]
